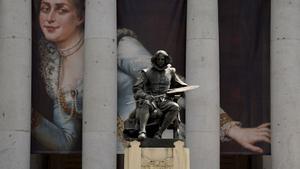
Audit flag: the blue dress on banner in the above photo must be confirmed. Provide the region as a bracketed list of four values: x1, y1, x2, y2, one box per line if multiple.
[32, 39, 82, 152]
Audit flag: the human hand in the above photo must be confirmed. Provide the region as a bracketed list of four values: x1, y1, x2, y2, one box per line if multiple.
[31, 109, 42, 129]
[227, 123, 271, 153]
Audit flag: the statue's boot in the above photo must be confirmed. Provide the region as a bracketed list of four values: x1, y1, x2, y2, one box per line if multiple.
[138, 131, 146, 140]
[137, 106, 150, 140]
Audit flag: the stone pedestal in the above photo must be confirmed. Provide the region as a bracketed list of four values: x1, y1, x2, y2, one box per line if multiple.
[124, 140, 190, 169]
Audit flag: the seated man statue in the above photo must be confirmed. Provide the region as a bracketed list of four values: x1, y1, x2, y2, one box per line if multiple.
[125, 50, 188, 140]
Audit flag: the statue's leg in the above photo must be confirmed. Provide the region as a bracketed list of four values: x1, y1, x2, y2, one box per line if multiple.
[154, 101, 180, 138]
[136, 102, 150, 139]
[173, 117, 180, 139]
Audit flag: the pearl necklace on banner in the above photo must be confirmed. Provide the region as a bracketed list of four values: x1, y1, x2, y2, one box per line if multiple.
[56, 37, 83, 119]
[58, 36, 84, 58]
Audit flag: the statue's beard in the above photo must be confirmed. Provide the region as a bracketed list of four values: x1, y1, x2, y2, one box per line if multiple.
[157, 63, 166, 68]
[152, 62, 168, 71]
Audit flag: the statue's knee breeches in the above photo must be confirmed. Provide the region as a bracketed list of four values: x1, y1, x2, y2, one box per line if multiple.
[169, 102, 180, 112]
[159, 101, 180, 113]
[135, 100, 152, 117]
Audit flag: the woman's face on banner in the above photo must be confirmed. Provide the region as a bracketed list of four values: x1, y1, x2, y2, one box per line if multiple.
[39, 0, 83, 43]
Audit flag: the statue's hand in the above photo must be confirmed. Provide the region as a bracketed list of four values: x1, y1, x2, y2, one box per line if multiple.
[145, 95, 154, 101]
[227, 123, 271, 153]
[152, 109, 163, 118]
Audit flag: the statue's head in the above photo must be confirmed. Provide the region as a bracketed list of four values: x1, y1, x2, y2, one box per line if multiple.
[151, 50, 172, 70]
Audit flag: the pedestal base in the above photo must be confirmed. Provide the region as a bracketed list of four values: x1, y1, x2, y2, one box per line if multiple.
[124, 140, 190, 169]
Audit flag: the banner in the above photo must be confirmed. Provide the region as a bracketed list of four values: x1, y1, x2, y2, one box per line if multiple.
[219, 0, 270, 154]
[31, 0, 84, 153]
[117, 0, 270, 154]
[116, 0, 187, 153]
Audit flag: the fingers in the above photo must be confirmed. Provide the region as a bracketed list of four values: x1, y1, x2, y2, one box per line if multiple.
[242, 134, 270, 153]
[258, 135, 271, 143]
[260, 132, 271, 141]
[257, 127, 271, 141]
[257, 127, 271, 135]
[256, 123, 271, 141]
[257, 123, 270, 129]
[258, 127, 271, 133]
[243, 143, 264, 154]
[250, 129, 270, 143]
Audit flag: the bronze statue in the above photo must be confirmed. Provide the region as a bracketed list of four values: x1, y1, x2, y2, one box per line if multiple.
[123, 50, 188, 140]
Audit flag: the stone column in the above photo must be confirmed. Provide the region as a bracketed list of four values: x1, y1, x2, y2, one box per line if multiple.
[185, 0, 220, 169]
[271, 0, 300, 168]
[82, 0, 117, 169]
[0, 1, 31, 169]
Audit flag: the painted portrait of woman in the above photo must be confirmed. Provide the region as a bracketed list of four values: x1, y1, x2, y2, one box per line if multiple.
[31, 0, 85, 152]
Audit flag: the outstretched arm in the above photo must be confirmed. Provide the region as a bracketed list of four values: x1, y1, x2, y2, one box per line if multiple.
[227, 123, 271, 153]
[220, 109, 271, 153]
